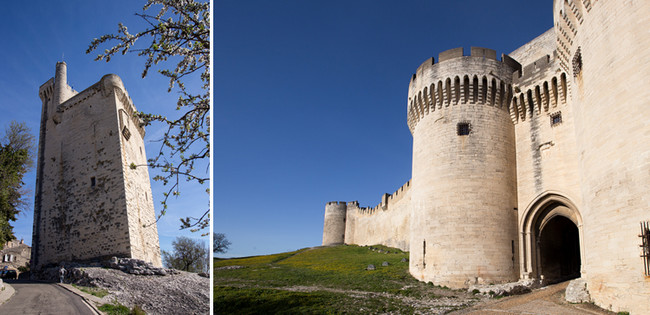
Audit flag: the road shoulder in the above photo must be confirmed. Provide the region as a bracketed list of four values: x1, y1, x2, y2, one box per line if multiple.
[56, 283, 104, 315]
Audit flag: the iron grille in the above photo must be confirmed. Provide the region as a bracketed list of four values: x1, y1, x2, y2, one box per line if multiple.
[641, 221, 650, 276]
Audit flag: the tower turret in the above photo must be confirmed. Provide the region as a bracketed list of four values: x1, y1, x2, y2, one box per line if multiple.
[53, 61, 68, 106]
[322, 201, 347, 245]
[408, 47, 520, 287]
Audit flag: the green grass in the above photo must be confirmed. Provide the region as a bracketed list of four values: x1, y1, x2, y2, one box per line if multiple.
[215, 245, 412, 292]
[215, 286, 413, 314]
[99, 303, 131, 315]
[215, 245, 476, 314]
[98, 303, 146, 315]
[71, 284, 109, 298]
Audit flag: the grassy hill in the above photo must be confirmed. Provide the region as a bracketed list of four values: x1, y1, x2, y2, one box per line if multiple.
[214, 245, 488, 314]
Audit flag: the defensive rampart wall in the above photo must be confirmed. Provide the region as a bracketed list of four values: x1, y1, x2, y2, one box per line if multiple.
[344, 181, 411, 251]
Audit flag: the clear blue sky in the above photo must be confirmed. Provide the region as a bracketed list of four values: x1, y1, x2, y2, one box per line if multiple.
[0, 1, 209, 255]
[215, 0, 553, 258]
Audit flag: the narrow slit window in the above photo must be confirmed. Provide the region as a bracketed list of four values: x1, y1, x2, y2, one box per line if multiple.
[457, 122, 471, 136]
[91, 177, 96, 187]
[423, 240, 426, 269]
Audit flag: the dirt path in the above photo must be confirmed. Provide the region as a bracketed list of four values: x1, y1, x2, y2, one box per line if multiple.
[449, 282, 614, 315]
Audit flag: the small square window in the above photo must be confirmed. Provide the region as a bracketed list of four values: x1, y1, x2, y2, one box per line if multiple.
[550, 112, 562, 127]
[457, 122, 471, 136]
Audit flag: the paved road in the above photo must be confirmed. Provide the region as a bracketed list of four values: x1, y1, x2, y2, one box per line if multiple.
[450, 281, 614, 315]
[0, 280, 96, 315]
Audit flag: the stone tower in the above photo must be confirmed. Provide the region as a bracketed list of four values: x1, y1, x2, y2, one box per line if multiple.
[406, 47, 520, 287]
[32, 62, 162, 270]
[322, 201, 347, 245]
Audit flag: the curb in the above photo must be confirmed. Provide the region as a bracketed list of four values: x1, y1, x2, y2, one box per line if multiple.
[0, 282, 15, 305]
[56, 283, 104, 315]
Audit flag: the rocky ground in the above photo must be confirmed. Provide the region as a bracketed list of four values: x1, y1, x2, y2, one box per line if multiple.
[41, 258, 209, 315]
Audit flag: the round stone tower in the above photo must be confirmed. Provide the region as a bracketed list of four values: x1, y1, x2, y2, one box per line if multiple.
[322, 201, 347, 245]
[407, 47, 520, 288]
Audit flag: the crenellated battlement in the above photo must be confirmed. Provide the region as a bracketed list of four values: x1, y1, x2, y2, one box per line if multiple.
[53, 74, 146, 139]
[510, 72, 569, 124]
[406, 48, 519, 134]
[409, 47, 519, 81]
[38, 78, 54, 105]
[351, 180, 411, 216]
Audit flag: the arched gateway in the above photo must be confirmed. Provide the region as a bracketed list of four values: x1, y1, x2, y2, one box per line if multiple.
[519, 193, 584, 283]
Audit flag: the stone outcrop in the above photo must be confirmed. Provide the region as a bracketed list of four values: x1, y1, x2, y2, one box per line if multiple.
[468, 279, 541, 297]
[67, 266, 208, 314]
[106, 257, 172, 276]
[565, 278, 590, 303]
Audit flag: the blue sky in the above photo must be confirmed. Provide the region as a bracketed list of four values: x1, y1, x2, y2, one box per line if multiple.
[215, 0, 553, 258]
[0, 1, 209, 254]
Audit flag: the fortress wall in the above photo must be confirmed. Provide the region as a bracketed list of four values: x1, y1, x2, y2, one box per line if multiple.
[511, 59, 582, 215]
[408, 51, 519, 288]
[344, 182, 411, 251]
[509, 28, 556, 68]
[109, 76, 162, 267]
[556, 0, 650, 313]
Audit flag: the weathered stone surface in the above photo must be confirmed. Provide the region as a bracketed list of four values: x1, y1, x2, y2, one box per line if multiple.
[67, 267, 208, 315]
[468, 279, 540, 297]
[366, 264, 376, 271]
[565, 278, 590, 303]
[32, 63, 161, 272]
[106, 257, 170, 276]
[382, 261, 389, 266]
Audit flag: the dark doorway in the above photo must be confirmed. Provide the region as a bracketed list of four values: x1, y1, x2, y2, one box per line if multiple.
[538, 216, 581, 283]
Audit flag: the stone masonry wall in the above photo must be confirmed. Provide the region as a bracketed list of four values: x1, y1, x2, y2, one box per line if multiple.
[344, 181, 411, 251]
[555, 1, 650, 313]
[109, 75, 162, 267]
[33, 65, 161, 269]
[407, 50, 519, 288]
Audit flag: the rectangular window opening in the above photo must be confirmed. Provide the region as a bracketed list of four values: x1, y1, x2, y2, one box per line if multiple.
[122, 126, 131, 140]
[457, 122, 471, 136]
[91, 177, 96, 187]
[550, 112, 562, 126]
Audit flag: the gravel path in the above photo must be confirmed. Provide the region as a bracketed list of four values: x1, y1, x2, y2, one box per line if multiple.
[450, 281, 615, 315]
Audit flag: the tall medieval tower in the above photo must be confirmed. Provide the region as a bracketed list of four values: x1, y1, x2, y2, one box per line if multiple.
[406, 48, 520, 287]
[32, 62, 162, 270]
